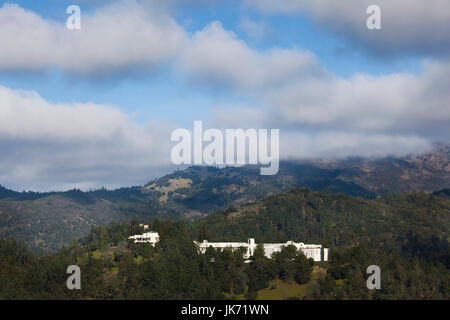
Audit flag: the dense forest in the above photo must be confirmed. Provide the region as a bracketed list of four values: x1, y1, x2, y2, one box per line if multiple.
[191, 188, 450, 299]
[0, 188, 448, 299]
[0, 220, 314, 299]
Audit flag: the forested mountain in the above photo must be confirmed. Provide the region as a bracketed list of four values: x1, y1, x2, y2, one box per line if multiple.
[189, 188, 450, 299]
[0, 189, 448, 299]
[0, 219, 318, 300]
[190, 188, 450, 251]
[0, 144, 449, 252]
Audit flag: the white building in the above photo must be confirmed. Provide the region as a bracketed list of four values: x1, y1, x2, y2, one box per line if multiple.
[128, 231, 160, 246]
[194, 238, 329, 262]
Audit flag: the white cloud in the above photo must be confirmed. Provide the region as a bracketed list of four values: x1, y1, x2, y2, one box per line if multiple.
[178, 21, 326, 93]
[279, 131, 432, 160]
[245, 0, 450, 56]
[179, 23, 449, 159]
[270, 60, 450, 140]
[0, 85, 175, 191]
[179, 22, 450, 140]
[0, 1, 187, 74]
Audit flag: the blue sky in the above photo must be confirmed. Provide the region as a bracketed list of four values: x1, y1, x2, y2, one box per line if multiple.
[0, 0, 449, 190]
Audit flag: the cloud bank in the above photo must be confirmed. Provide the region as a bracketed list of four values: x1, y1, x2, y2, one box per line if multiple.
[0, 1, 448, 190]
[0, 86, 174, 191]
[180, 22, 448, 156]
[0, 1, 187, 74]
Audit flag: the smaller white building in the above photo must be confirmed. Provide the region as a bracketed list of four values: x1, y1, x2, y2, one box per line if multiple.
[128, 231, 160, 246]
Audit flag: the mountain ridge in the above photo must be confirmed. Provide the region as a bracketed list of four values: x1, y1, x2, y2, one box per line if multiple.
[0, 144, 449, 252]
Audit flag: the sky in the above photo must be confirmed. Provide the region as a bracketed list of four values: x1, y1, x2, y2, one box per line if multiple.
[0, 0, 449, 191]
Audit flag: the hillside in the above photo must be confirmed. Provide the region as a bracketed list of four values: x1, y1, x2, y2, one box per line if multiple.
[0, 144, 449, 252]
[0, 220, 319, 300]
[0, 195, 121, 252]
[190, 188, 450, 252]
[316, 143, 450, 194]
[1, 190, 448, 300]
[189, 188, 450, 299]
